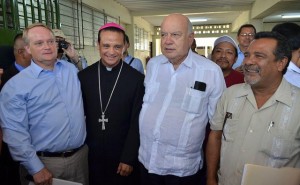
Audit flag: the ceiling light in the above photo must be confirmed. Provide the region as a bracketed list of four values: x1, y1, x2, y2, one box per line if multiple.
[281, 15, 300, 19]
[190, 18, 207, 23]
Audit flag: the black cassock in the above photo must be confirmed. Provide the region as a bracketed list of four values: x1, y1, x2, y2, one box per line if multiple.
[78, 60, 145, 185]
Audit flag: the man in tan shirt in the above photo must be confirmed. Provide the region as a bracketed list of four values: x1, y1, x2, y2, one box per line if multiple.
[206, 31, 300, 185]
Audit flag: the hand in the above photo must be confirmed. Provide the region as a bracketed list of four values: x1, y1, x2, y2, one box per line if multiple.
[33, 168, 53, 185]
[116, 162, 133, 176]
[62, 44, 79, 62]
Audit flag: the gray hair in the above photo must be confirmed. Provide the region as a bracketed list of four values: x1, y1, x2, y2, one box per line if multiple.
[187, 18, 193, 34]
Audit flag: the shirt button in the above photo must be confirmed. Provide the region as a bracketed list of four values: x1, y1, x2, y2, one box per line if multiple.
[249, 129, 253, 133]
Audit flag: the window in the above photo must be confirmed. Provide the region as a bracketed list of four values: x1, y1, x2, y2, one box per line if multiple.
[134, 25, 149, 51]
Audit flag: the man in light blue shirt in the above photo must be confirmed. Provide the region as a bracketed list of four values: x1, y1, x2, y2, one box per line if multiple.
[272, 22, 300, 88]
[123, 34, 144, 74]
[0, 23, 88, 185]
[232, 24, 256, 73]
[139, 14, 225, 185]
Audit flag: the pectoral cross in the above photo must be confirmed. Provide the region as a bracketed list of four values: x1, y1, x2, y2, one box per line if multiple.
[98, 113, 108, 130]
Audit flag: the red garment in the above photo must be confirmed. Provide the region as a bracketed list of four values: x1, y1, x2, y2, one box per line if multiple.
[225, 69, 244, 87]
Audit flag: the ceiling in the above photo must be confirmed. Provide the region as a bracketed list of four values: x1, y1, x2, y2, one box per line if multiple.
[114, 0, 300, 27]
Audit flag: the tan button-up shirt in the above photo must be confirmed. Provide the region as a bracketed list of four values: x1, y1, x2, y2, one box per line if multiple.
[210, 79, 300, 185]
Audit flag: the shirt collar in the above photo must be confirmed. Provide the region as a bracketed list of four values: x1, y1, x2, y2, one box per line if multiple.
[124, 55, 132, 61]
[287, 61, 300, 74]
[234, 78, 293, 108]
[237, 46, 243, 54]
[30, 59, 62, 78]
[161, 49, 193, 68]
[14, 61, 26, 71]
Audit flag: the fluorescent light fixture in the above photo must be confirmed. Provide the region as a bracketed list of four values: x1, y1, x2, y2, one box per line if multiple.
[282, 15, 300, 19]
[190, 18, 207, 23]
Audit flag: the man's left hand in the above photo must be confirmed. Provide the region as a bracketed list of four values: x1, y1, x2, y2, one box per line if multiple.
[117, 163, 133, 176]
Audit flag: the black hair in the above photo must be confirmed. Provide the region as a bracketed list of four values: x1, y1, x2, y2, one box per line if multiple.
[255, 31, 291, 74]
[13, 33, 23, 44]
[97, 27, 125, 44]
[272, 22, 300, 51]
[125, 34, 129, 44]
[237, 24, 256, 36]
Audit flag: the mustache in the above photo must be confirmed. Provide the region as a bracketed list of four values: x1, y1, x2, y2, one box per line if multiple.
[242, 65, 260, 73]
[216, 58, 229, 63]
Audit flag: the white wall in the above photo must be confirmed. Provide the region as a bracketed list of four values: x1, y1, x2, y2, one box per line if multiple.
[132, 17, 155, 70]
[79, 0, 154, 67]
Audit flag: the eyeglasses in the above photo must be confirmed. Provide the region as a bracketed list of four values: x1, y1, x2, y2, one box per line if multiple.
[240, 33, 255, 37]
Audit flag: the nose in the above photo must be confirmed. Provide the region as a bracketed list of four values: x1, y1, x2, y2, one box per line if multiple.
[163, 35, 173, 44]
[220, 51, 226, 58]
[107, 46, 116, 54]
[243, 54, 255, 66]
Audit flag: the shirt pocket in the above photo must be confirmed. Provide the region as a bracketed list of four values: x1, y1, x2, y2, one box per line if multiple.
[259, 130, 293, 166]
[181, 87, 207, 114]
[222, 118, 239, 142]
[143, 82, 160, 103]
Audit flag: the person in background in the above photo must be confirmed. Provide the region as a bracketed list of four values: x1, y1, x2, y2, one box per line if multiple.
[272, 22, 300, 88]
[206, 31, 300, 185]
[123, 34, 144, 74]
[139, 13, 225, 185]
[0, 33, 32, 89]
[78, 22, 144, 185]
[211, 35, 244, 87]
[0, 33, 32, 185]
[0, 68, 3, 86]
[191, 38, 198, 54]
[0, 23, 88, 185]
[232, 24, 256, 72]
[0, 67, 3, 155]
[52, 29, 88, 71]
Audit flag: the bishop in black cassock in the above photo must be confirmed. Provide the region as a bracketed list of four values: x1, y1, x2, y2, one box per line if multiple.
[78, 59, 144, 185]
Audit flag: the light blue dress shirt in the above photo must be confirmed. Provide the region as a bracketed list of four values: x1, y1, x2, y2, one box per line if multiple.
[14, 61, 26, 71]
[0, 59, 86, 175]
[139, 50, 226, 177]
[232, 46, 244, 69]
[124, 54, 144, 74]
[284, 61, 300, 88]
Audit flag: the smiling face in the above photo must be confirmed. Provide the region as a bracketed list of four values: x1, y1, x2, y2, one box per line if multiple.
[243, 38, 286, 88]
[237, 27, 256, 51]
[24, 26, 57, 69]
[160, 14, 194, 66]
[211, 42, 237, 75]
[98, 30, 125, 68]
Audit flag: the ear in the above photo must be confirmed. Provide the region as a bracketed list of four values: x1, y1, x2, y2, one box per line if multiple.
[24, 45, 31, 55]
[17, 49, 23, 54]
[188, 33, 194, 46]
[277, 57, 289, 72]
[292, 48, 300, 67]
